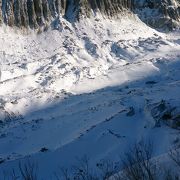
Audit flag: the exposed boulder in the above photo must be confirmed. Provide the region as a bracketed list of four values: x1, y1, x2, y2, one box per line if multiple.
[147, 100, 180, 129]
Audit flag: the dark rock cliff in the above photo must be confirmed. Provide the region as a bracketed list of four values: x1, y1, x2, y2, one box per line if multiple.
[0, 0, 179, 30]
[0, 0, 68, 28]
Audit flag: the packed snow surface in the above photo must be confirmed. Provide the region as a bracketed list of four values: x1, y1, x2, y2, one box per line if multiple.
[0, 15, 180, 178]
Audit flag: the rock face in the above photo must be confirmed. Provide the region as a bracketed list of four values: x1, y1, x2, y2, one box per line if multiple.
[72, 0, 134, 19]
[134, 0, 180, 29]
[0, 0, 68, 28]
[0, 0, 179, 29]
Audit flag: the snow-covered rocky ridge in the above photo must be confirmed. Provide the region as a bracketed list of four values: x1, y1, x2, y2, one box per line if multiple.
[0, 4, 180, 180]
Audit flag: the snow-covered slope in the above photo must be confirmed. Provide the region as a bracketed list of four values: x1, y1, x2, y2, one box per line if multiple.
[0, 11, 180, 179]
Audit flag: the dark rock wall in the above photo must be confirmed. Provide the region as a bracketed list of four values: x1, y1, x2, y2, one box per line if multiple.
[73, 0, 134, 18]
[0, 0, 68, 28]
[0, 0, 179, 29]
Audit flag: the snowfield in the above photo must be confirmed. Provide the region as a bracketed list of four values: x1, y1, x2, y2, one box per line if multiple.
[0, 14, 180, 179]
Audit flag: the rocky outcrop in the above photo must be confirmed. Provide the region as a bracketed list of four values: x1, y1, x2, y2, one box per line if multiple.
[0, 0, 179, 30]
[134, 0, 180, 29]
